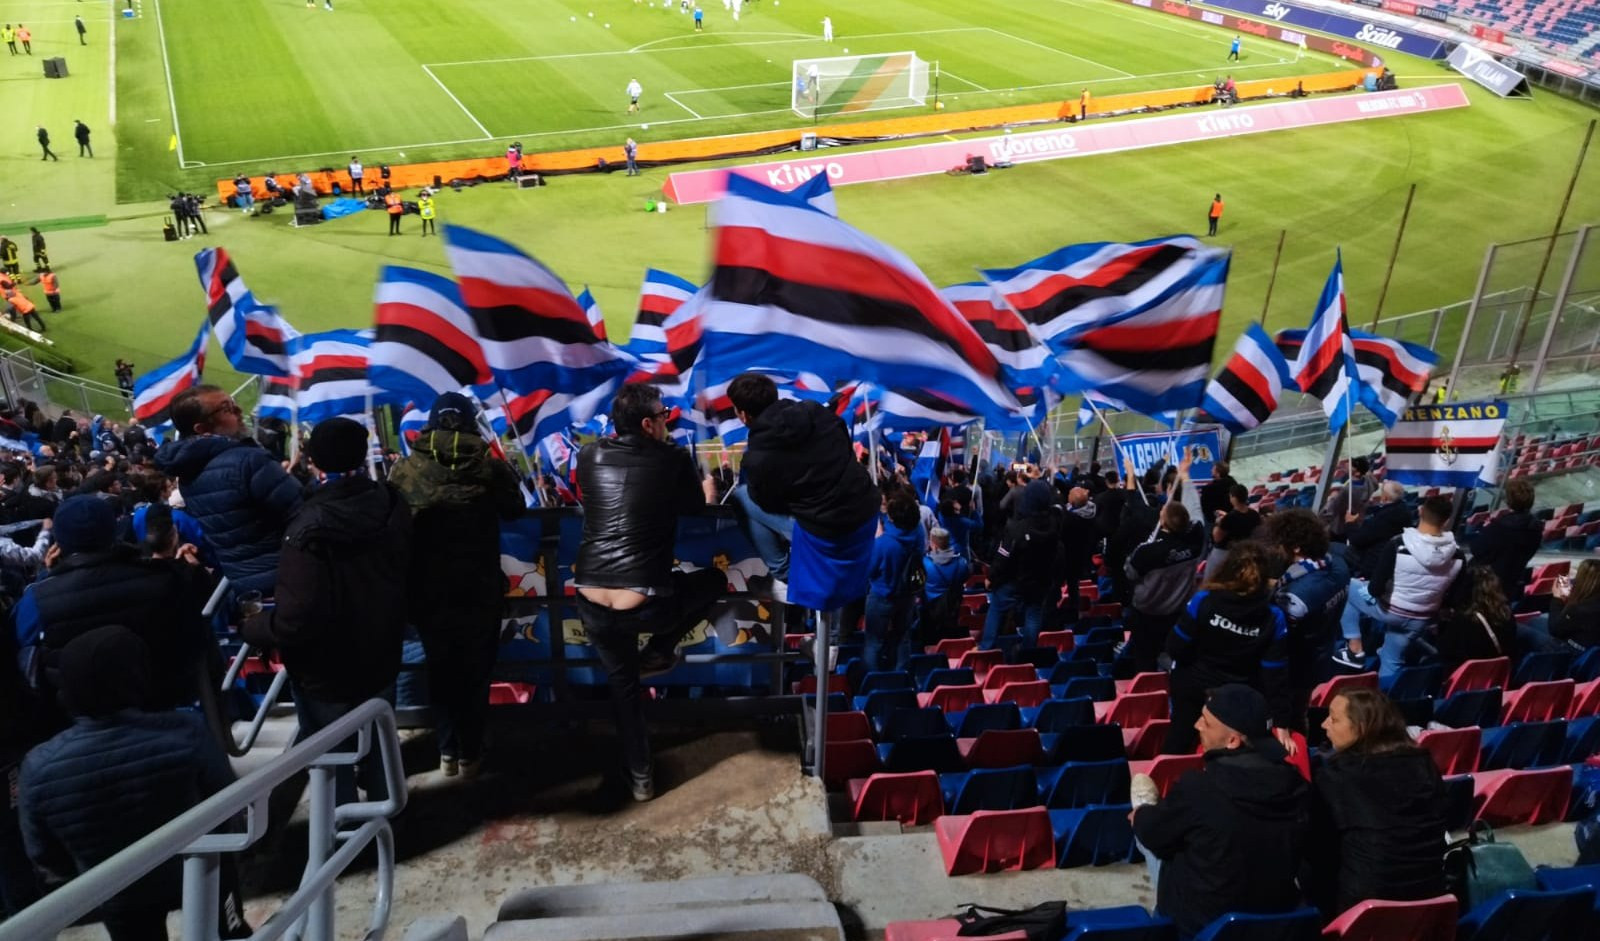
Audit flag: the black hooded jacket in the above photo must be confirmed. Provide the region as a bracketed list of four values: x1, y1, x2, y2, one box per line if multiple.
[242, 475, 411, 703]
[1133, 745, 1310, 939]
[989, 481, 1062, 597]
[1309, 747, 1447, 917]
[741, 400, 878, 539]
[1468, 511, 1543, 597]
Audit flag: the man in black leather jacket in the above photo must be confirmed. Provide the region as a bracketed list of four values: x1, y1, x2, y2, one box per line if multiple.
[575, 383, 723, 802]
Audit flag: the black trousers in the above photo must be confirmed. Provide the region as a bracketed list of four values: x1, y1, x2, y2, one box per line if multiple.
[79, 141, 92, 156]
[417, 599, 502, 763]
[45, 292, 60, 312]
[578, 569, 726, 779]
[191, 212, 207, 235]
[1124, 605, 1176, 675]
[40, 144, 56, 161]
[351, 177, 363, 193]
[1207, 215, 1219, 236]
[420, 217, 435, 235]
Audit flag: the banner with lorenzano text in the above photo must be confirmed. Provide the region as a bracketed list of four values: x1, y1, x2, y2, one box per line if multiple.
[1384, 401, 1509, 489]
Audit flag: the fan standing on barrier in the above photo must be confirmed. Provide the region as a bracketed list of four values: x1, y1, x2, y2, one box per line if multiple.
[574, 383, 724, 803]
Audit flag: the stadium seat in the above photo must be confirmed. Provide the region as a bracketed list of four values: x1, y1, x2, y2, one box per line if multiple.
[1501, 679, 1576, 723]
[1310, 672, 1380, 708]
[849, 770, 943, 825]
[1061, 906, 1178, 941]
[826, 711, 873, 741]
[879, 707, 952, 743]
[1069, 641, 1118, 665]
[959, 728, 1045, 768]
[1041, 723, 1128, 764]
[1456, 887, 1595, 941]
[1416, 726, 1481, 775]
[935, 807, 1056, 875]
[1442, 774, 1477, 833]
[920, 684, 986, 714]
[987, 680, 1053, 708]
[1191, 908, 1319, 941]
[1038, 758, 1132, 809]
[921, 667, 977, 693]
[1128, 753, 1204, 797]
[1473, 766, 1574, 826]
[1056, 675, 1117, 702]
[1435, 688, 1504, 729]
[804, 691, 852, 714]
[1478, 720, 1566, 770]
[940, 765, 1041, 814]
[983, 663, 1042, 692]
[1094, 691, 1168, 730]
[1572, 648, 1600, 684]
[907, 653, 950, 689]
[1042, 659, 1100, 685]
[857, 671, 915, 696]
[1123, 720, 1170, 761]
[1027, 697, 1098, 732]
[1034, 630, 1076, 654]
[931, 637, 976, 664]
[487, 681, 534, 704]
[1561, 715, 1600, 764]
[1319, 895, 1458, 941]
[1534, 865, 1600, 934]
[1015, 646, 1066, 670]
[959, 648, 1005, 682]
[885, 919, 1024, 941]
[1049, 805, 1140, 868]
[793, 673, 850, 695]
[856, 689, 920, 726]
[1570, 680, 1600, 718]
[1114, 672, 1169, 696]
[947, 702, 1023, 738]
[1444, 658, 1513, 698]
[823, 739, 882, 790]
[1384, 663, 1444, 702]
[878, 735, 969, 774]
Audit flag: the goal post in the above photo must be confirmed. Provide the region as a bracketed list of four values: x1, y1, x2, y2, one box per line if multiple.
[790, 51, 930, 119]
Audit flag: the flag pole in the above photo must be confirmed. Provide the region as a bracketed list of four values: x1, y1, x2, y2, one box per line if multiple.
[364, 391, 380, 481]
[1260, 229, 1286, 328]
[865, 394, 880, 483]
[1086, 395, 1148, 507]
[1369, 182, 1416, 331]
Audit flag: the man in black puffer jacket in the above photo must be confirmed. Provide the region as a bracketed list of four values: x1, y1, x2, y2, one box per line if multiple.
[1346, 481, 1412, 578]
[982, 480, 1061, 647]
[242, 419, 410, 801]
[155, 385, 301, 595]
[728, 373, 879, 612]
[13, 495, 213, 727]
[1468, 477, 1543, 597]
[576, 384, 724, 802]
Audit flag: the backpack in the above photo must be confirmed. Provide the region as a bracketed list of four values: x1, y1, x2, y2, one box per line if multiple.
[952, 902, 1069, 941]
[898, 546, 926, 597]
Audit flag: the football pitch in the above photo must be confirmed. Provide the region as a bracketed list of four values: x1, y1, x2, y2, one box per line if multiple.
[147, 0, 1340, 170]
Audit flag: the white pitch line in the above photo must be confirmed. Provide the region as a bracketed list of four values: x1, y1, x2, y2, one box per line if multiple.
[983, 27, 1132, 78]
[107, 3, 117, 127]
[426, 27, 986, 69]
[939, 69, 990, 92]
[149, 0, 185, 167]
[631, 30, 809, 52]
[663, 91, 704, 119]
[421, 64, 493, 139]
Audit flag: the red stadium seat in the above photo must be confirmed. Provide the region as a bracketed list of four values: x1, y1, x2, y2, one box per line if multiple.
[935, 807, 1056, 875]
[827, 711, 873, 741]
[1309, 672, 1379, 708]
[1473, 766, 1574, 827]
[849, 771, 943, 825]
[1033, 630, 1076, 654]
[958, 648, 1005, 683]
[887, 920, 1025, 941]
[1124, 720, 1169, 760]
[1093, 691, 1169, 730]
[824, 738, 882, 790]
[1115, 672, 1170, 696]
[792, 673, 850, 695]
[958, 729, 1045, 769]
[985, 680, 1052, 708]
[921, 684, 987, 713]
[1416, 726, 1481, 776]
[1501, 679, 1576, 724]
[1570, 680, 1600, 719]
[1442, 657, 1511, 699]
[930, 637, 976, 664]
[1320, 894, 1458, 941]
[1127, 753, 1203, 797]
[488, 682, 534, 705]
[982, 663, 1041, 692]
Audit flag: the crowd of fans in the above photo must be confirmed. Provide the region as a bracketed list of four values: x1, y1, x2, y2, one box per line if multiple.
[0, 373, 1596, 938]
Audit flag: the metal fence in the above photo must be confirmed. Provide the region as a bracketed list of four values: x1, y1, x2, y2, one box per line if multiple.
[0, 346, 132, 422]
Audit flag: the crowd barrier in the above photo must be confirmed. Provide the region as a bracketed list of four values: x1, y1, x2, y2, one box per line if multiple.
[214, 4, 1381, 204]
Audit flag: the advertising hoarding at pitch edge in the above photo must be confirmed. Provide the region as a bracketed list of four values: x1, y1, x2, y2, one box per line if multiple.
[1447, 44, 1530, 98]
[1201, 0, 1447, 58]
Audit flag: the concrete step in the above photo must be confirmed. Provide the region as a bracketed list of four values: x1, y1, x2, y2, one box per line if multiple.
[497, 874, 828, 921]
[483, 901, 842, 941]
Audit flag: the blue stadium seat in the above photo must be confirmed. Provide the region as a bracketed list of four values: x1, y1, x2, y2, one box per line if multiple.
[1042, 659, 1100, 684]
[857, 671, 915, 697]
[1062, 906, 1178, 941]
[1514, 650, 1576, 688]
[907, 653, 949, 688]
[946, 702, 1022, 738]
[1082, 626, 1125, 646]
[1069, 642, 1117, 664]
[1564, 715, 1600, 764]
[1573, 647, 1600, 683]
[838, 657, 867, 694]
[939, 765, 1041, 814]
[878, 707, 951, 743]
[921, 667, 976, 693]
[1015, 646, 1065, 670]
[878, 735, 967, 774]
[855, 689, 920, 727]
[1479, 720, 1567, 770]
[1056, 676, 1117, 702]
[1457, 887, 1595, 941]
[1042, 723, 1127, 763]
[1050, 805, 1141, 868]
[994, 633, 1024, 662]
[1026, 697, 1097, 732]
[1534, 865, 1600, 934]
[1442, 774, 1476, 832]
[802, 692, 851, 713]
[1191, 908, 1321, 941]
[1435, 688, 1504, 729]
[1037, 758, 1132, 809]
[1384, 663, 1443, 701]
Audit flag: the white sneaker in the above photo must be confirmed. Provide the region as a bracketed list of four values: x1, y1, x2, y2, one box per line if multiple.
[1130, 772, 1160, 809]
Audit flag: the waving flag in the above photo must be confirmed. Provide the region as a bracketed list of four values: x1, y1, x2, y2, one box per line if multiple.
[441, 225, 629, 446]
[1275, 327, 1438, 428]
[370, 266, 491, 411]
[629, 268, 697, 364]
[578, 287, 607, 343]
[132, 319, 208, 433]
[790, 172, 839, 217]
[289, 329, 375, 424]
[256, 377, 296, 423]
[1285, 253, 1357, 432]
[699, 174, 1022, 423]
[1051, 247, 1230, 417]
[979, 236, 1212, 353]
[196, 248, 301, 378]
[1202, 322, 1294, 433]
[942, 282, 1061, 423]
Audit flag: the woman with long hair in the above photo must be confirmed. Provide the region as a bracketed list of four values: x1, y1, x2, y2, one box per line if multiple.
[1162, 540, 1296, 755]
[1310, 687, 1446, 918]
[1436, 564, 1518, 676]
[1552, 559, 1600, 650]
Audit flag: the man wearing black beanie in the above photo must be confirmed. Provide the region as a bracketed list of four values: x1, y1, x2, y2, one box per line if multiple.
[242, 418, 411, 802]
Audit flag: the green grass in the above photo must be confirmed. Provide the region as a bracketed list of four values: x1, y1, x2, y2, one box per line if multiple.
[0, 0, 1595, 414]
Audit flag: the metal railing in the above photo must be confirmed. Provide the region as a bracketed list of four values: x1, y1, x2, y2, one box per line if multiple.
[0, 699, 406, 941]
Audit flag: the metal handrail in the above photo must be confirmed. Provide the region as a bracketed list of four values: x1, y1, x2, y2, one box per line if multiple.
[0, 699, 407, 941]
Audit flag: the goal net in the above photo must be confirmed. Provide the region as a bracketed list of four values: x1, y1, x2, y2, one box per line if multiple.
[791, 52, 930, 119]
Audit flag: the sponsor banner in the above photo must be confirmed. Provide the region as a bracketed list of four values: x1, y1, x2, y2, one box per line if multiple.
[1542, 58, 1590, 79]
[1118, 0, 1378, 64]
[1471, 24, 1506, 44]
[665, 85, 1470, 204]
[1114, 427, 1225, 484]
[1384, 400, 1508, 489]
[1379, 0, 1448, 22]
[1201, 0, 1447, 58]
[1447, 45, 1529, 98]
